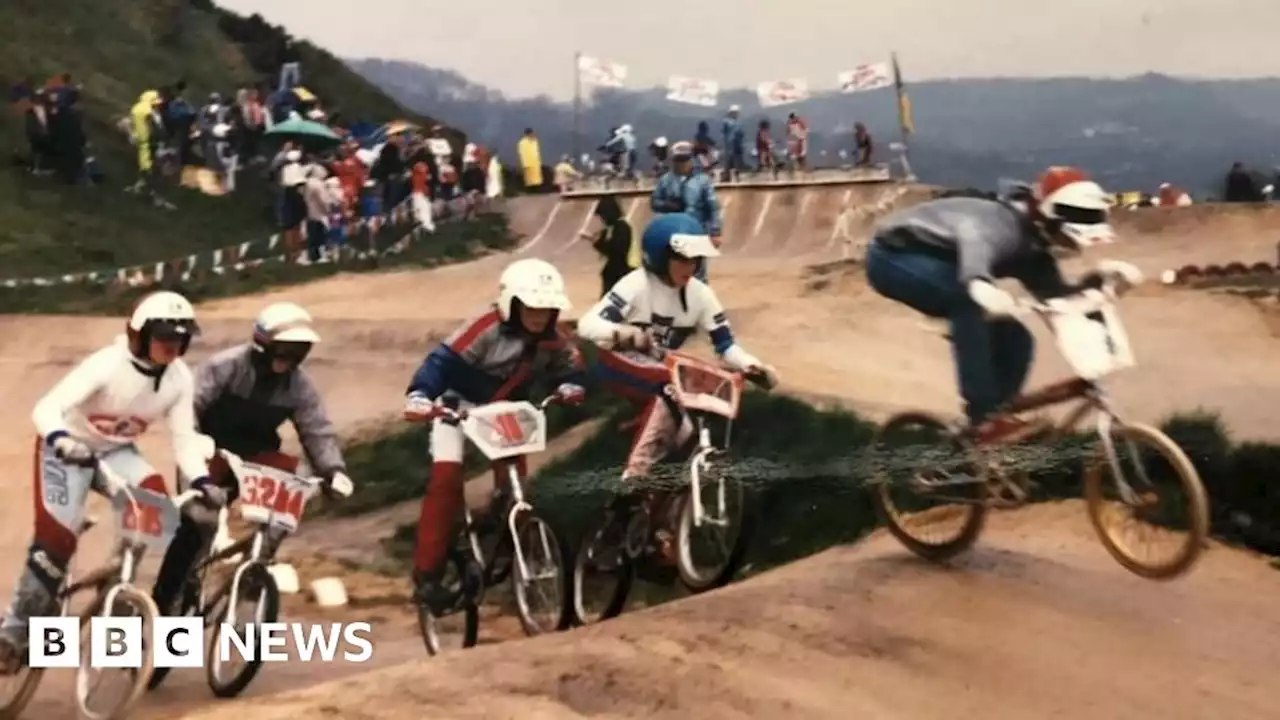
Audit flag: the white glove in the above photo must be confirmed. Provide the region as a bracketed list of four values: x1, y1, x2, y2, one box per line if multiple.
[554, 383, 587, 406]
[327, 471, 355, 498]
[967, 280, 1018, 316]
[1096, 259, 1144, 289]
[611, 325, 651, 352]
[51, 435, 93, 464]
[403, 392, 436, 421]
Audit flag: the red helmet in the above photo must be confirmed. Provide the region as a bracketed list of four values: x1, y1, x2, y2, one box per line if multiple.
[1035, 166, 1114, 248]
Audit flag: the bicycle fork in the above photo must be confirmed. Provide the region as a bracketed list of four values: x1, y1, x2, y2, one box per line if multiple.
[223, 531, 268, 627]
[688, 426, 728, 530]
[504, 465, 556, 585]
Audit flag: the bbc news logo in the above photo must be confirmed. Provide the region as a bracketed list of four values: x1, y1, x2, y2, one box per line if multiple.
[28, 617, 373, 668]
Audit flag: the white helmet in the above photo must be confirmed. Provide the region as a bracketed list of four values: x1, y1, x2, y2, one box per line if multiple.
[254, 301, 320, 345]
[1035, 166, 1114, 248]
[127, 290, 199, 360]
[497, 258, 571, 322]
[653, 136, 669, 148]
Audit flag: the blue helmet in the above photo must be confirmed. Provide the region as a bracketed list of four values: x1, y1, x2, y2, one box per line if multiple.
[641, 213, 720, 278]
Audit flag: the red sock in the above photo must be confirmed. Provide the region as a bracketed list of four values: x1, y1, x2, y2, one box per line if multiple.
[413, 462, 464, 575]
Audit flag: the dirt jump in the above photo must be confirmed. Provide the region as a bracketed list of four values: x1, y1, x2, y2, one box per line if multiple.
[1, 182, 1278, 718]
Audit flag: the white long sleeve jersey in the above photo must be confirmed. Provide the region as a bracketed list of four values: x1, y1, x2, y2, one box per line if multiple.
[578, 268, 761, 369]
[32, 336, 208, 481]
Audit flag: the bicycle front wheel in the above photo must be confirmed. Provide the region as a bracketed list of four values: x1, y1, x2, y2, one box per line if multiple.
[205, 563, 279, 698]
[871, 412, 987, 562]
[510, 513, 569, 637]
[1084, 421, 1210, 580]
[674, 461, 753, 592]
[76, 585, 158, 720]
[418, 549, 479, 656]
[572, 511, 633, 625]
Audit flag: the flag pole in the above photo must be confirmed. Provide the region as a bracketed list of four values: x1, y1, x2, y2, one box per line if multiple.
[573, 51, 583, 164]
[891, 51, 916, 181]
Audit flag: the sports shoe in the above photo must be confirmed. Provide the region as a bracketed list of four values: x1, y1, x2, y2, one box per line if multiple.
[411, 571, 456, 616]
[972, 414, 1051, 447]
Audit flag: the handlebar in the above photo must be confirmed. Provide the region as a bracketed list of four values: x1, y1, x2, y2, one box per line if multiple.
[599, 337, 773, 389]
[1010, 273, 1127, 320]
[94, 458, 204, 512]
[217, 447, 350, 497]
[405, 393, 560, 424]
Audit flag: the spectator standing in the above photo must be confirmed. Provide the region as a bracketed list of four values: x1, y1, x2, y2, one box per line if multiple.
[586, 195, 635, 296]
[373, 133, 407, 211]
[720, 105, 746, 182]
[786, 112, 809, 173]
[459, 154, 487, 216]
[409, 152, 436, 234]
[692, 120, 716, 172]
[755, 119, 776, 176]
[517, 127, 543, 190]
[24, 89, 53, 176]
[278, 38, 302, 92]
[276, 147, 307, 257]
[650, 140, 722, 282]
[302, 163, 331, 262]
[854, 122, 873, 167]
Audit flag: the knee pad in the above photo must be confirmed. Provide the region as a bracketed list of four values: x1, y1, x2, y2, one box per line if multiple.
[25, 542, 69, 596]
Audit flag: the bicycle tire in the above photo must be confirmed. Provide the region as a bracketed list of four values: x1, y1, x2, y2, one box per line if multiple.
[871, 411, 987, 562]
[75, 585, 158, 720]
[146, 575, 202, 691]
[205, 563, 279, 698]
[1083, 421, 1210, 580]
[510, 513, 570, 637]
[674, 467, 755, 593]
[418, 549, 479, 656]
[571, 512, 633, 625]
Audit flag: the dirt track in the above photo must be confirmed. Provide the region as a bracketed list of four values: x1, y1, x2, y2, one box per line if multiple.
[2, 187, 1279, 718]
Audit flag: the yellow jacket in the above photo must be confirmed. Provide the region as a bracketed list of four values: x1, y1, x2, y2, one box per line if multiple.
[517, 135, 543, 187]
[130, 90, 160, 171]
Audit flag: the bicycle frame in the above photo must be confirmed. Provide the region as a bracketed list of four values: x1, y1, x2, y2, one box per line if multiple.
[663, 351, 746, 530]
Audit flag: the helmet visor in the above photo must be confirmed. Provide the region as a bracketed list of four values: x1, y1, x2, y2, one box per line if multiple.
[271, 341, 313, 364]
[150, 318, 200, 342]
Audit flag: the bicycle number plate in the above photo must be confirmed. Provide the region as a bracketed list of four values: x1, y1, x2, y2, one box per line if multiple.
[235, 463, 314, 534]
[112, 487, 181, 551]
[1047, 300, 1136, 380]
[461, 401, 547, 460]
[667, 356, 741, 419]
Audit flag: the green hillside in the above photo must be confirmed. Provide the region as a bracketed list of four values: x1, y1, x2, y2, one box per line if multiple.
[0, 0, 452, 283]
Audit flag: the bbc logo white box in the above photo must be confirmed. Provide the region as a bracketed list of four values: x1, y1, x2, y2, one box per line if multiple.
[28, 616, 79, 668]
[90, 616, 142, 668]
[153, 616, 204, 668]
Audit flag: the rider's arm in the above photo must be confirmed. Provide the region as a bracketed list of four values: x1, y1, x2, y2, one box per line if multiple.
[165, 363, 213, 482]
[694, 282, 761, 371]
[406, 311, 498, 399]
[288, 371, 346, 479]
[192, 346, 238, 419]
[31, 345, 114, 443]
[546, 326, 588, 387]
[576, 272, 643, 343]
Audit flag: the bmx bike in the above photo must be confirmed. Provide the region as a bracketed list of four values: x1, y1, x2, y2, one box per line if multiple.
[572, 350, 770, 625]
[869, 268, 1210, 580]
[406, 395, 570, 656]
[0, 454, 201, 720]
[147, 448, 351, 698]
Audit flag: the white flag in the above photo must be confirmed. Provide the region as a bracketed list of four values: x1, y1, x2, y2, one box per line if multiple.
[578, 55, 627, 88]
[756, 78, 809, 108]
[666, 76, 720, 107]
[838, 62, 892, 93]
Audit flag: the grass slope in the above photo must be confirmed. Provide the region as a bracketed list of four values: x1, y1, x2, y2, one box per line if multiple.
[0, 0, 446, 280]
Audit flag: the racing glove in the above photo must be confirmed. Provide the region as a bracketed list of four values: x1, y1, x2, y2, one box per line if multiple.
[746, 363, 780, 390]
[48, 433, 92, 464]
[190, 476, 228, 509]
[554, 383, 586, 406]
[325, 470, 355, 499]
[1095, 259, 1144, 290]
[967, 279, 1018, 316]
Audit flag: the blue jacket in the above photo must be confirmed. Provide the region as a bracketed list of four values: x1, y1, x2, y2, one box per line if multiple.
[650, 171, 722, 236]
[721, 117, 744, 151]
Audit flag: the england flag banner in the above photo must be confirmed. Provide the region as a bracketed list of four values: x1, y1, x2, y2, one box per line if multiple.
[838, 62, 893, 93]
[578, 55, 627, 88]
[756, 78, 810, 108]
[666, 76, 720, 107]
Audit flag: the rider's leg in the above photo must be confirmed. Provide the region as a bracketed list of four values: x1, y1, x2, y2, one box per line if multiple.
[988, 317, 1035, 406]
[0, 438, 96, 671]
[412, 408, 467, 609]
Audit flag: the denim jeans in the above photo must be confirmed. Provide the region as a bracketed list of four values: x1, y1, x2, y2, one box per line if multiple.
[864, 241, 1034, 424]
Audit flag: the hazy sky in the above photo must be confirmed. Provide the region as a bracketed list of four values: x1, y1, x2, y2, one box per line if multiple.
[218, 0, 1276, 101]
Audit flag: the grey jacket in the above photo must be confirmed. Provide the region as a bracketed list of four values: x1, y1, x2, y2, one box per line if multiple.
[873, 196, 1078, 298]
[194, 344, 345, 477]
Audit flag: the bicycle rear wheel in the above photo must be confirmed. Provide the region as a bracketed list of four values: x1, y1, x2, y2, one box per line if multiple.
[205, 563, 279, 698]
[147, 574, 202, 691]
[1084, 421, 1210, 580]
[76, 585, 158, 720]
[871, 412, 987, 562]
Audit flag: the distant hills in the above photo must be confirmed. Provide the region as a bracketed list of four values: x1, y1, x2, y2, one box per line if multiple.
[349, 58, 1280, 196]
